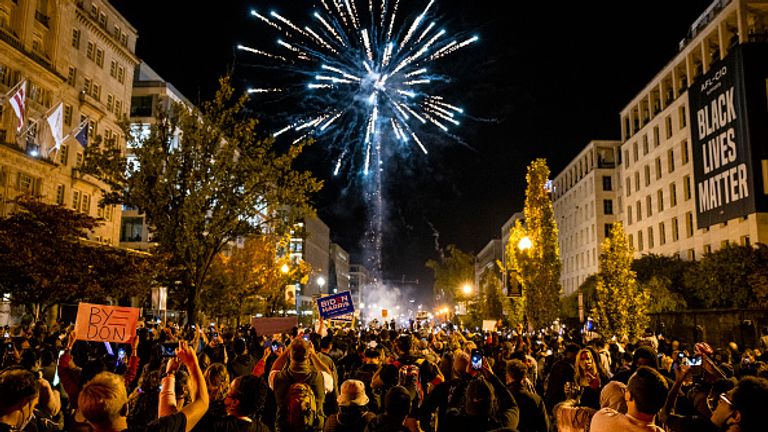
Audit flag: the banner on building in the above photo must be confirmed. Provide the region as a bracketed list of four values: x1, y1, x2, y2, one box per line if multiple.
[74, 303, 140, 343]
[688, 44, 768, 228]
[316, 290, 355, 320]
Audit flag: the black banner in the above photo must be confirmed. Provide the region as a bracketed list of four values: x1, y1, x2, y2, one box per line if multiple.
[689, 44, 768, 228]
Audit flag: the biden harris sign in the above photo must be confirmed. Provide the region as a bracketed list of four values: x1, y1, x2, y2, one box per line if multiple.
[688, 44, 768, 229]
[317, 291, 355, 320]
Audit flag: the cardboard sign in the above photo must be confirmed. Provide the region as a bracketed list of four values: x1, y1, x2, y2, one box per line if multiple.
[74, 303, 140, 343]
[381, 309, 388, 318]
[251, 316, 298, 336]
[330, 313, 354, 322]
[316, 291, 355, 319]
[482, 320, 497, 332]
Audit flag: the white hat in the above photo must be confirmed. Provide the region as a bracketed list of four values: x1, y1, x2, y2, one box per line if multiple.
[337, 380, 369, 407]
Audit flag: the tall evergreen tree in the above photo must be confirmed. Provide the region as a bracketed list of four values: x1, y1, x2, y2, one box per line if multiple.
[593, 223, 649, 339]
[520, 159, 561, 329]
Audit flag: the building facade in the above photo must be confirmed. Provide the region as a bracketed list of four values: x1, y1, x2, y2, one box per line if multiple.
[552, 140, 621, 295]
[329, 242, 350, 295]
[475, 239, 501, 288]
[121, 62, 194, 251]
[618, 0, 768, 260]
[349, 263, 373, 307]
[0, 0, 138, 244]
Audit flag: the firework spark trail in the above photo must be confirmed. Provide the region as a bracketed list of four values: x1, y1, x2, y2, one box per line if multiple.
[242, 0, 476, 275]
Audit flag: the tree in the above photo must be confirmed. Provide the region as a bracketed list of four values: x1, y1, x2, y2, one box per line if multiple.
[0, 197, 158, 317]
[502, 220, 528, 325]
[632, 254, 690, 312]
[518, 159, 562, 329]
[84, 77, 321, 320]
[593, 223, 649, 339]
[201, 233, 310, 325]
[426, 244, 475, 307]
[683, 244, 768, 309]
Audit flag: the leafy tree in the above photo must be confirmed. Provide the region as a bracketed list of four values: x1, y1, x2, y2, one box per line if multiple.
[502, 220, 528, 325]
[561, 275, 597, 320]
[518, 159, 561, 329]
[468, 266, 505, 326]
[201, 233, 310, 325]
[683, 244, 768, 308]
[0, 197, 158, 317]
[632, 254, 690, 312]
[84, 77, 321, 320]
[426, 244, 475, 307]
[593, 223, 649, 339]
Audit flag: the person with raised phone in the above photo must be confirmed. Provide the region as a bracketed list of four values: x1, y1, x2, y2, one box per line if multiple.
[78, 340, 209, 432]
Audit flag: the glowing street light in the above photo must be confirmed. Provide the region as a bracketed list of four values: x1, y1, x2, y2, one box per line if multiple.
[281, 263, 290, 274]
[461, 283, 473, 295]
[518, 236, 532, 251]
[317, 276, 326, 287]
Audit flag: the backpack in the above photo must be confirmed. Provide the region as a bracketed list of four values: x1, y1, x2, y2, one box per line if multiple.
[286, 382, 319, 432]
[393, 358, 425, 406]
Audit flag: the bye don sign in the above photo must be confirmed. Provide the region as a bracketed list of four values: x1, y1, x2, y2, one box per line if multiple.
[74, 303, 140, 343]
[316, 291, 355, 320]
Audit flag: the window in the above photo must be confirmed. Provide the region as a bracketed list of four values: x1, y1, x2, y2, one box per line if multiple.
[633, 142, 638, 162]
[628, 234, 634, 248]
[634, 172, 640, 192]
[625, 177, 631, 197]
[670, 183, 678, 207]
[59, 144, 68, 165]
[120, 33, 128, 46]
[106, 94, 113, 111]
[99, 12, 107, 28]
[624, 149, 630, 168]
[117, 66, 125, 84]
[71, 28, 80, 49]
[602, 176, 612, 191]
[642, 134, 649, 155]
[130, 96, 154, 117]
[86, 41, 94, 60]
[638, 230, 644, 252]
[604, 223, 612, 238]
[659, 222, 666, 245]
[72, 190, 81, 210]
[685, 211, 694, 237]
[704, 244, 712, 254]
[681, 140, 689, 164]
[665, 115, 673, 138]
[95, 48, 104, 67]
[75, 152, 83, 168]
[90, 4, 98, 18]
[657, 189, 664, 212]
[112, 24, 121, 39]
[627, 206, 633, 225]
[636, 201, 642, 222]
[646, 196, 653, 217]
[667, 149, 675, 173]
[115, 99, 122, 117]
[67, 66, 76, 86]
[655, 157, 662, 180]
[672, 217, 679, 241]
[82, 77, 91, 94]
[679, 105, 687, 128]
[687, 249, 695, 261]
[683, 175, 692, 201]
[64, 104, 72, 126]
[653, 126, 660, 147]
[91, 83, 100, 101]
[55, 184, 65, 205]
[648, 227, 654, 248]
[81, 193, 90, 215]
[644, 165, 651, 186]
[17, 173, 34, 193]
[603, 200, 613, 215]
[110, 60, 117, 78]
[741, 235, 751, 246]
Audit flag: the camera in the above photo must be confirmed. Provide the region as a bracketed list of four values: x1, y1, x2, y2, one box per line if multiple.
[688, 355, 703, 367]
[160, 342, 177, 357]
[470, 349, 483, 370]
[303, 334, 310, 342]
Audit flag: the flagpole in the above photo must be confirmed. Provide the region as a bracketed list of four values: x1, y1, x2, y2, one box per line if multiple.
[1, 79, 25, 102]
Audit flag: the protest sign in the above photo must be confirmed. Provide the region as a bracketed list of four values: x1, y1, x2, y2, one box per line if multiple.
[316, 291, 355, 319]
[74, 303, 140, 343]
[250, 316, 298, 336]
[482, 320, 497, 332]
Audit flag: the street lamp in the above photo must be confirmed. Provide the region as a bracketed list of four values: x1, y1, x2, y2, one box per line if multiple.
[281, 263, 290, 274]
[518, 236, 532, 251]
[461, 283, 473, 296]
[317, 276, 326, 289]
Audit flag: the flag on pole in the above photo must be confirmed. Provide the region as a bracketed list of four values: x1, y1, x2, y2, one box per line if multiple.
[74, 120, 89, 148]
[8, 80, 26, 132]
[46, 103, 64, 153]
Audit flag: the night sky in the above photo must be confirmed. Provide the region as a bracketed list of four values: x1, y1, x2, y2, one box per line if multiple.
[111, 1, 714, 303]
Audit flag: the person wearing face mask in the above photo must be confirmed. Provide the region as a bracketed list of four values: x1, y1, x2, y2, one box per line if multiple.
[0, 369, 40, 432]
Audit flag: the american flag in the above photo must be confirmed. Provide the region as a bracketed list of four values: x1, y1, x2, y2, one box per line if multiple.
[7, 80, 26, 132]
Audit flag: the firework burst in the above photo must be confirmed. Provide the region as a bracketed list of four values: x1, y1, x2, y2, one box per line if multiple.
[239, 0, 477, 177]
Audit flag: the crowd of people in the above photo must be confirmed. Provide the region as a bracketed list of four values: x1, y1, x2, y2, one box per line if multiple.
[1, 316, 767, 432]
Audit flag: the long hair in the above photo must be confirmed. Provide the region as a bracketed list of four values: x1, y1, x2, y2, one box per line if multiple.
[204, 363, 230, 402]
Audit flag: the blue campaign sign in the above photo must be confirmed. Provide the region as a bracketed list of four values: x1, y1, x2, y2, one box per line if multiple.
[317, 291, 355, 319]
